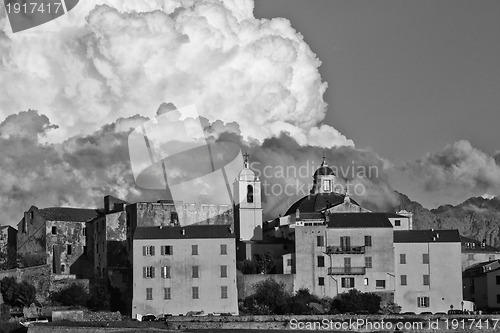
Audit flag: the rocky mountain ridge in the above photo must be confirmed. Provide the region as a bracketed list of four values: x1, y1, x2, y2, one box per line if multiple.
[395, 192, 500, 247]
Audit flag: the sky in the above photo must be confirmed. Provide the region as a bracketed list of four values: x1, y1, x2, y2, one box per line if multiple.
[1, 0, 500, 226]
[255, 0, 500, 207]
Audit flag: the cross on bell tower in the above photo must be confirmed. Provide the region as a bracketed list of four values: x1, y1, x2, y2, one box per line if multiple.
[243, 152, 250, 169]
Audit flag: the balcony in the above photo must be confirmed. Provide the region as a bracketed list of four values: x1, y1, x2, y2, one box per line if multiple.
[325, 245, 365, 255]
[327, 266, 366, 275]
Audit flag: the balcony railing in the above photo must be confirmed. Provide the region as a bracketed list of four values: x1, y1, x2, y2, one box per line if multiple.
[327, 266, 366, 275]
[325, 245, 365, 255]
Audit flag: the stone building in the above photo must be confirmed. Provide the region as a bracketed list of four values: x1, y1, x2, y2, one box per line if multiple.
[0, 226, 17, 269]
[17, 206, 99, 278]
[463, 260, 500, 311]
[461, 235, 500, 271]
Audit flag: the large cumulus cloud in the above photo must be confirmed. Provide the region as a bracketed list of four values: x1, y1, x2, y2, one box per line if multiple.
[0, 0, 352, 147]
[0, 109, 395, 225]
[402, 140, 500, 200]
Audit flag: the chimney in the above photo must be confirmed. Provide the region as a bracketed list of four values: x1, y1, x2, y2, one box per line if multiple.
[181, 229, 186, 236]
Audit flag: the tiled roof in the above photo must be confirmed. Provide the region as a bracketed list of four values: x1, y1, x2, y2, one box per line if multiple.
[463, 260, 500, 276]
[133, 224, 235, 240]
[285, 193, 360, 216]
[394, 230, 461, 243]
[461, 236, 500, 252]
[326, 213, 393, 229]
[385, 213, 406, 218]
[38, 207, 100, 222]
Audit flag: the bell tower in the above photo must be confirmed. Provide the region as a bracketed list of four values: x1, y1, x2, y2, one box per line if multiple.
[233, 153, 263, 241]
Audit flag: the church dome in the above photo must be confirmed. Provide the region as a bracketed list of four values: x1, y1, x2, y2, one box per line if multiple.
[285, 192, 360, 216]
[238, 168, 255, 181]
[313, 165, 335, 177]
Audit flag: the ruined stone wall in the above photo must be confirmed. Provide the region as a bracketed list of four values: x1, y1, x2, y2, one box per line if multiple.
[131, 202, 233, 228]
[17, 207, 47, 265]
[0, 265, 51, 303]
[47, 220, 86, 276]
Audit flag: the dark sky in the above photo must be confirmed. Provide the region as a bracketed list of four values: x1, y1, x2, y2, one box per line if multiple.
[255, 0, 500, 163]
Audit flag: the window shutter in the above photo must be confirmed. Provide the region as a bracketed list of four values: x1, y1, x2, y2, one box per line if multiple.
[151, 267, 155, 278]
[151, 246, 155, 256]
[171, 246, 173, 255]
[161, 246, 165, 256]
[143, 246, 146, 256]
[143, 267, 146, 278]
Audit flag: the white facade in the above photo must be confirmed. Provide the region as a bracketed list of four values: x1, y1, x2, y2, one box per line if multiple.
[394, 233, 462, 314]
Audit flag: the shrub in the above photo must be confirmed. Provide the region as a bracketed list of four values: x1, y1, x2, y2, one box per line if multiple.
[243, 278, 290, 314]
[87, 279, 110, 311]
[0, 277, 37, 308]
[331, 289, 381, 314]
[50, 284, 89, 307]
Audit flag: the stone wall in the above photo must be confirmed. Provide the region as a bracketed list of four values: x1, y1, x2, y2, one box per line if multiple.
[0, 265, 88, 304]
[27, 315, 500, 333]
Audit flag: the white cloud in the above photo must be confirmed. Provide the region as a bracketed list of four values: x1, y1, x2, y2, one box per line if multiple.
[0, 0, 352, 148]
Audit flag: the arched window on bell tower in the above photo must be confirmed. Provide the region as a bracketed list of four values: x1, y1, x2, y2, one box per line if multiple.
[247, 185, 254, 203]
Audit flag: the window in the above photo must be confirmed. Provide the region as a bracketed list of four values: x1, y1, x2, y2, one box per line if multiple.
[143, 246, 155, 256]
[83, 227, 86, 236]
[30, 211, 34, 219]
[220, 265, 227, 278]
[52, 226, 57, 235]
[247, 185, 254, 203]
[375, 280, 385, 289]
[83, 246, 87, 255]
[400, 254, 406, 264]
[192, 287, 199, 299]
[221, 286, 228, 299]
[143, 266, 155, 278]
[169, 211, 179, 225]
[423, 274, 430, 285]
[318, 277, 325, 286]
[164, 287, 171, 300]
[161, 266, 170, 278]
[364, 236, 372, 247]
[192, 245, 198, 255]
[61, 264, 65, 273]
[497, 295, 500, 304]
[340, 236, 351, 250]
[365, 257, 372, 268]
[496, 276, 500, 285]
[323, 180, 331, 191]
[67, 245, 72, 255]
[341, 277, 355, 288]
[146, 288, 153, 300]
[364, 278, 369, 286]
[192, 266, 199, 278]
[317, 256, 325, 267]
[422, 253, 429, 264]
[468, 253, 474, 260]
[395, 219, 401, 226]
[220, 244, 227, 255]
[22, 219, 27, 233]
[287, 259, 293, 266]
[401, 275, 407, 286]
[417, 296, 430, 308]
[317, 236, 324, 247]
[161, 245, 173, 255]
